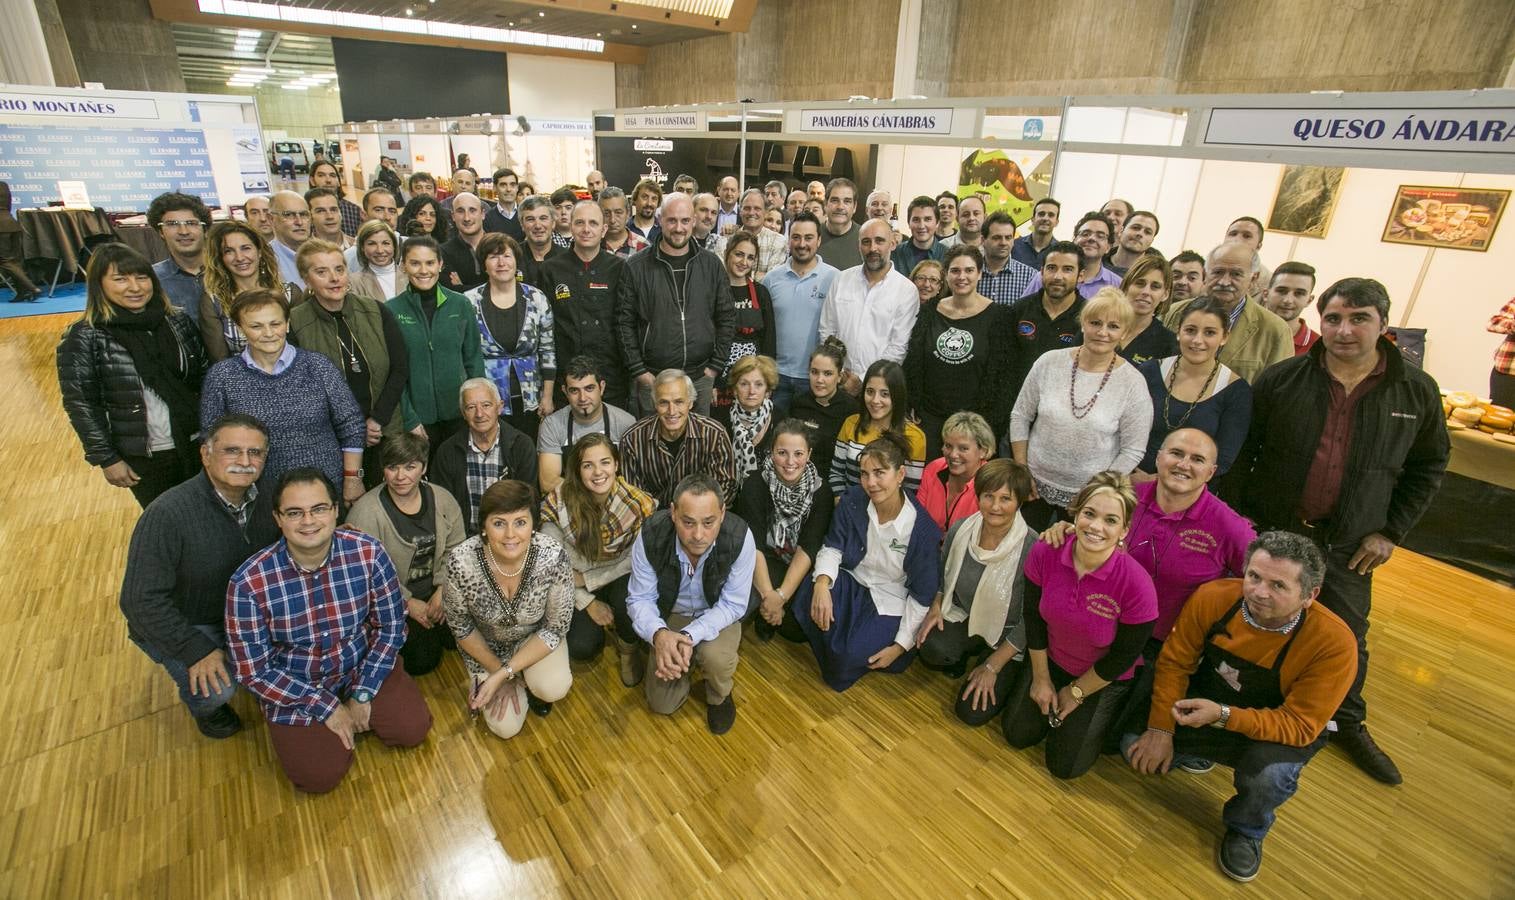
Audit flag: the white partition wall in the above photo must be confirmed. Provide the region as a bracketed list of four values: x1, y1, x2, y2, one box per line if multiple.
[596, 90, 1515, 395]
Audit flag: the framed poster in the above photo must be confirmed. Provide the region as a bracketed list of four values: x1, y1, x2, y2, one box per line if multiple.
[1381, 185, 1509, 252]
[1267, 165, 1344, 238]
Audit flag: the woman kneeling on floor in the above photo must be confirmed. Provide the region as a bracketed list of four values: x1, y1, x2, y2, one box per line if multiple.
[914, 458, 1039, 725]
[1000, 471, 1157, 778]
[444, 479, 574, 739]
[798, 432, 941, 691]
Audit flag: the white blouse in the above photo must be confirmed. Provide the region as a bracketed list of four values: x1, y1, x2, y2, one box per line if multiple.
[814, 499, 926, 648]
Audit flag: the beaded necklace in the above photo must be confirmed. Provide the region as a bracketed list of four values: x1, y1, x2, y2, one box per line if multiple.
[1068, 348, 1117, 419]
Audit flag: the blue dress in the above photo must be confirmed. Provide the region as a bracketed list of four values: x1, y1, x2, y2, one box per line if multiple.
[795, 486, 942, 691]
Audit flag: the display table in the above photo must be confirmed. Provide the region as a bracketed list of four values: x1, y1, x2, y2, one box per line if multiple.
[1401, 427, 1515, 584]
[18, 208, 116, 276]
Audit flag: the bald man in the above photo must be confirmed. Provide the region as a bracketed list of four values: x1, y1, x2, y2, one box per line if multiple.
[268, 190, 311, 287]
[616, 193, 734, 415]
[586, 170, 607, 198]
[441, 192, 488, 291]
[244, 195, 277, 244]
[818, 218, 918, 393]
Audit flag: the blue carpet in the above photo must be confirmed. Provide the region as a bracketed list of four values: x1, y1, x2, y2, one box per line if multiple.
[0, 282, 86, 319]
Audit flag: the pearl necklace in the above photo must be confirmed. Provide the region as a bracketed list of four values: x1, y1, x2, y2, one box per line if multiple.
[485, 542, 526, 579]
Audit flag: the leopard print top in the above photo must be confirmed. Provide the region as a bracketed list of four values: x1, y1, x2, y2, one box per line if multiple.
[442, 531, 574, 676]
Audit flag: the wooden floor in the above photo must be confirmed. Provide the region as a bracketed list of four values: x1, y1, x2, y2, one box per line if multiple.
[2, 311, 1512, 899]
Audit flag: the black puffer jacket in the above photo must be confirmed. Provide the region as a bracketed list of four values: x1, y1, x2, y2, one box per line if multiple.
[615, 244, 734, 378]
[56, 311, 207, 467]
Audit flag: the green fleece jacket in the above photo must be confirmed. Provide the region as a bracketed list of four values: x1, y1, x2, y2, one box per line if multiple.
[386, 284, 485, 429]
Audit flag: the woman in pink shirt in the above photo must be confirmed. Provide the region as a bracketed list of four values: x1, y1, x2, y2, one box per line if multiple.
[915, 411, 994, 535]
[1001, 471, 1157, 779]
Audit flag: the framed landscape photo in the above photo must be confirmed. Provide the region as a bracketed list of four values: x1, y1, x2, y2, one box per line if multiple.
[1267, 165, 1344, 238]
[1381, 184, 1509, 252]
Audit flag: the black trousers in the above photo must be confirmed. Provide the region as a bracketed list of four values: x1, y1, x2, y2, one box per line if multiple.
[1314, 542, 1372, 726]
[1002, 659, 1131, 779]
[565, 573, 635, 660]
[750, 550, 808, 642]
[399, 617, 456, 676]
[920, 622, 1027, 727]
[1491, 369, 1515, 409]
[422, 418, 465, 466]
[121, 447, 201, 509]
[0, 230, 38, 296]
[1018, 497, 1068, 533]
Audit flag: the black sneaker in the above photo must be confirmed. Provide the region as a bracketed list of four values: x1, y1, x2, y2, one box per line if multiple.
[1217, 829, 1262, 882]
[525, 690, 553, 718]
[754, 618, 775, 642]
[706, 694, 736, 735]
[1333, 723, 1402, 785]
[194, 704, 242, 739]
[1177, 758, 1215, 774]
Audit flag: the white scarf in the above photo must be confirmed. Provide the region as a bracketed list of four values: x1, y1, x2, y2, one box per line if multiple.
[731, 398, 773, 478]
[941, 510, 1031, 646]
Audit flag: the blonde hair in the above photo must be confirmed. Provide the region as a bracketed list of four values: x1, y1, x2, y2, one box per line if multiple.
[1069, 470, 1138, 527]
[1080, 286, 1135, 335]
[727, 354, 779, 392]
[295, 238, 345, 278]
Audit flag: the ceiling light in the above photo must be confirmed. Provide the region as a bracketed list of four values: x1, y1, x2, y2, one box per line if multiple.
[192, 0, 605, 53]
[405, 7, 414, 14]
[538, 10, 545, 16]
[282, 84, 308, 91]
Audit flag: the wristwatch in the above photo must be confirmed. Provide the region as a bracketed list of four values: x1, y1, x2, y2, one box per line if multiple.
[1212, 704, 1231, 728]
[1068, 684, 1086, 703]
[353, 689, 373, 704]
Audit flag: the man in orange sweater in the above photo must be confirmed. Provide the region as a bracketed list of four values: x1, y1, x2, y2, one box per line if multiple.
[1123, 531, 1356, 883]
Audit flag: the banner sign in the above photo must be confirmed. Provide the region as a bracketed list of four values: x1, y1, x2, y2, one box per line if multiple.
[785, 106, 980, 138]
[529, 119, 594, 137]
[0, 91, 160, 120]
[1202, 106, 1515, 155]
[0, 125, 218, 211]
[615, 111, 706, 132]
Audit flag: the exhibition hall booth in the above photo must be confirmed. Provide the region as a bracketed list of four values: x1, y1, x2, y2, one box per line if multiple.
[322, 114, 597, 202]
[0, 83, 269, 289]
[596, 89, 1515, 581]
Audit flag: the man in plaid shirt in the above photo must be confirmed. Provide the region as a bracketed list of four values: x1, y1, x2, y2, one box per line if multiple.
[227, 468, 432, 793]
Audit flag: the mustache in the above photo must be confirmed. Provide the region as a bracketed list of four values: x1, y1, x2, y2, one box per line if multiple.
[225, 465, 260, 475]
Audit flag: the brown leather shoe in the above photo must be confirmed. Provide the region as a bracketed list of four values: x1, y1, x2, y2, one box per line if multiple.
[615, 636, 645, 688]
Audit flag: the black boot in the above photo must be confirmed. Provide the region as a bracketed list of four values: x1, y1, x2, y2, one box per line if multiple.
[1333, 723, 1402, 785]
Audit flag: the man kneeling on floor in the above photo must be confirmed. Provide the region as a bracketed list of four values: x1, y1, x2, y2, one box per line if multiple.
[228, 468, 433, 792]
[625, 472, 755, 734]
[1123, 531, 1356, 883]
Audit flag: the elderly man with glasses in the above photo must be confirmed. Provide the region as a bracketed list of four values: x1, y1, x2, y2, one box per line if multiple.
[268, 190, 313, 288]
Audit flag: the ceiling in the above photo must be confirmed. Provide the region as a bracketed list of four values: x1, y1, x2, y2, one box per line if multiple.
[175, 23, 338, 88]
[282, 1, 720, 45]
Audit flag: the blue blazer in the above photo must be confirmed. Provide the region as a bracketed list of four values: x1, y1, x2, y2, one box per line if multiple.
[826, 485, 943, 607]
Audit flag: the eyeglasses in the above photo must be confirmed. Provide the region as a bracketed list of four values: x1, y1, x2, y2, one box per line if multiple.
[216, 446, 266, 461]
[1074, 229, 1109, 240]
[278, 503, 335, 520]
[277, 211, 311, 221]
[914, 276, 942, 286]
[160, 220, 204, 231]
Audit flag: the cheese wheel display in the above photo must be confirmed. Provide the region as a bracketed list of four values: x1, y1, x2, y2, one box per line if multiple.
[1480, 412, 1514, 431]
[1446, 391, 1479, 409]
[1451, 406, 1484, 424]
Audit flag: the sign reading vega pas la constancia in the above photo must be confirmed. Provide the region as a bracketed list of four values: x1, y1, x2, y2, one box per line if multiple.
[1203, 107, 1515, 154]
[615, 111, 706, 132]
[0, 91, 160, 120]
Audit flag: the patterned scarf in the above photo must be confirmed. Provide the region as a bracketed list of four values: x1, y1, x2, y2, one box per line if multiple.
[542, 476, 656, 559]
[761, 456, 819, 561]
[730, 398, 773, 478]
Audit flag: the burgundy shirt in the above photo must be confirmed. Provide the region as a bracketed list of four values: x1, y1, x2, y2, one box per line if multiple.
[1297, 350, 1387, 522]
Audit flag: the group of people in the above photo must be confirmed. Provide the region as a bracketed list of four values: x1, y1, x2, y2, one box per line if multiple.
[60, 165, 1452, 884]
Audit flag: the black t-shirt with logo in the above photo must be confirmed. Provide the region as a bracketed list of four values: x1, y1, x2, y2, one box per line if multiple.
[1006, 289, 1085, 401]
[921, 304, 1001, 417]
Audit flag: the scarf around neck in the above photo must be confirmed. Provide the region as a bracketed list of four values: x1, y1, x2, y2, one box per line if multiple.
[731, 397, 773, 477]
[941, 510, 1032, 646]
[102, 303, 198, 430]
[761, 456, 819, 560]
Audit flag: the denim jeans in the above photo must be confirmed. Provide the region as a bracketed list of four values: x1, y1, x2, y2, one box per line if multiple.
[772, 375, 809, 418]
[1123, 726, 1324, 840]
[131, 624, 239, 716]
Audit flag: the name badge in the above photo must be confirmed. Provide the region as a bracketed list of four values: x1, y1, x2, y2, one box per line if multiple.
[589, 281, 609, 290]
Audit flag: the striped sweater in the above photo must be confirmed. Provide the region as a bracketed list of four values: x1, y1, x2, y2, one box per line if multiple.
[828, 415, 927, 498]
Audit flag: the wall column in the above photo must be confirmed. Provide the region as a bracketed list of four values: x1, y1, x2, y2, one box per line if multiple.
[53, 0, 185, 92]
[4, 0, 58, 85]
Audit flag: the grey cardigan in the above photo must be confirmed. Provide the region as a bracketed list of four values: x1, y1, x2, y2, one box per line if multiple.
[939, 519, 1038, 651]
[345, 482, 467, 601]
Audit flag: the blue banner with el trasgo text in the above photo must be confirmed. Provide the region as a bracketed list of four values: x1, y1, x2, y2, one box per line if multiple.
[0, 124, 219, 211]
